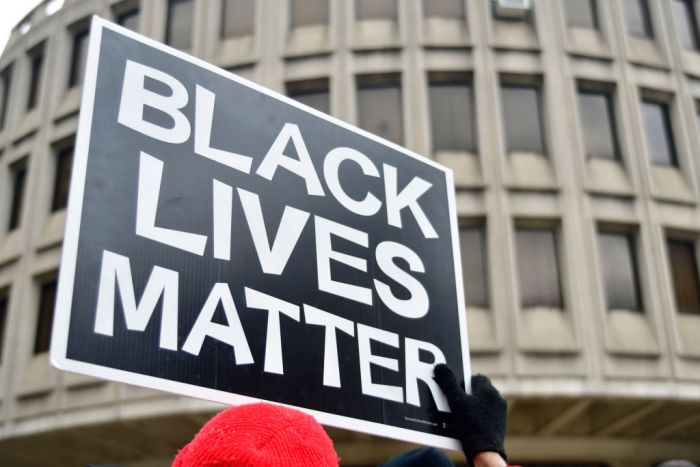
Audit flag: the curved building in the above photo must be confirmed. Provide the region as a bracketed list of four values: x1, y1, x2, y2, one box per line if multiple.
[1, 0, 700, 465]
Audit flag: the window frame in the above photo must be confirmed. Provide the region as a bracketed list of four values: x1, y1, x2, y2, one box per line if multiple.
[7, 157, 28, 232]
[0, 64, 12, 130]
[576, 85, 622, 161]
[68, 24, 90, 88]
[500, 78, 547, 155]
[515, 225, 565, 309]
[355, 73, 404, 145]
[597, 229, 644, 312]
[428, 72, 476, 153]
[26, 43, 45, 111]
[640, 95, 679, 167]
[34, 278, 57, 355]
[624, 0, 654, 39]
[666, 237, 700, 315]
[459, 221, 489, 308]
[286, 78, 330, 114]
[165, 0, 194, 50]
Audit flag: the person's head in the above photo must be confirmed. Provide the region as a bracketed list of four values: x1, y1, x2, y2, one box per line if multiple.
[173, 402, 339, 466]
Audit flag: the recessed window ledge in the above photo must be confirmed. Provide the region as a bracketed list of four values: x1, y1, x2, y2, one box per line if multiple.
[675, 313, 700, 359]
[506, 151, 558, 192]
[627, 37, 667, 69]
[17, 353, 56, 397]
[353, 19, 400, 51]
[422, 18, 469, 48]
[566, 28, 611, 60]
[517, 307, 579, 354]
[584, 158, 634, 198]
[0, 230, 22, 267]
[286, 25, 332, 58]
[434, 150, 483, 189]
[13, 109, 41, 143]
[650, 166, 695, 205]
[467, 306, 501, 354]
[215, 36, 255, 69]
[54, 86, 82, 120]
[604, 309, 660, 357]
[35, 210, 66, 252]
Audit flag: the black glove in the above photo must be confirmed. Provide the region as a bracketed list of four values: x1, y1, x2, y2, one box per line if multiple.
[433, 364, 508, 466]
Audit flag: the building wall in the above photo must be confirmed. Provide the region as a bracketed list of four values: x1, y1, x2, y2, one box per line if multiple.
[0, 0, 699, 465]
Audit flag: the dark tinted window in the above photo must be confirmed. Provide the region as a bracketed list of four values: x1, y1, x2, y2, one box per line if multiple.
[429, 77, 475, 152]
[516, 228, 564, 308]
[34, 279, 57, 355]
[672, 0, 700, 50]
[291, 0, 328, 28]
[502, 84, 546, 153]
[564, 0, 598, 29]
[642, 100, 677, 166]
[578, 90, 620, 160]
[356, 0, 397, 20]
[221, 0, 254, 38]
[117, 8, 140, 32]
[0, 290, 8, 364]
[0, 65, 12, 129]
[52, 146, 74, 212]
[423, 0, 464, 19]
[460, 226, 489, 307]
[624, 0, 653, 38]
[668, 239, 700, 315]
[357, 75, 403, 144]
[287, 78, 330, 113]
[166, 0, 194, 49]
[8, 159, 27, 231]
[27, 46, 44, 111]
[69, 27, 89, 87]
[598, 232, 643, 311]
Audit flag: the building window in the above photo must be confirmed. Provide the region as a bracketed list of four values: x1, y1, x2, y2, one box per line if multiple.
[356, 74, 403, 144]
[287, 78, 330, 114]
[221, 0, 254, 38]
[667, 239, 700, 315]
[7, 159, 27, 232]
[672, 0, 700, 50]
[0, 65, 12, 130]
[598, 231, 643, 311]
[423, 0, 464, 19]
[117, 7, 140, 32]
[501, 83, 546, 154]
[290, 0, 328, 28]
[641, 99, 677, 166]
[34, 279, 57, 355]
[0, 289, 8, 364]
[516, 228, 564, 308]
[26, 44, 44, 111]
[166, 0, 194, 50]
[428, 74, 475, 152]
[68, 26, 90, 88]
[563, 0, 598, 29]
[577, 88, 620, 160]
[52, 145, 74, 212]
[460, 225, 489, 307]
[356, 0, 397, 21]
[624, 0, 653, 38]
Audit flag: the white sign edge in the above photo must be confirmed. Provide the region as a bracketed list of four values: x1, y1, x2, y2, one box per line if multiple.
[50, 15, 468, 452]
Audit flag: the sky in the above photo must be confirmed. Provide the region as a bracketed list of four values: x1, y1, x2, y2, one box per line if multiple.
[0, 0, 50, 54]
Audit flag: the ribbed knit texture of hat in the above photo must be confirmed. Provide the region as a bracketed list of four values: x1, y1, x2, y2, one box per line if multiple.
[172, 402, 339, 467]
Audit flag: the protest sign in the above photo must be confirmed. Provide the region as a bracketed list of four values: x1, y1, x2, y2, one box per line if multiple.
[51, 16, 470, 449]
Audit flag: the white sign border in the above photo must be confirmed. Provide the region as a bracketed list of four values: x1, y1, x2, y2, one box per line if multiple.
[50, 15, 471, 452]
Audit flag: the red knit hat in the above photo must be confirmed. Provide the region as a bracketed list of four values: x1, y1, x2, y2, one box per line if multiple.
[173, 402, 339, 466]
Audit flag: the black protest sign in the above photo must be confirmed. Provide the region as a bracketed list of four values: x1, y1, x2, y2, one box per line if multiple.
[51, 17, 471, 449]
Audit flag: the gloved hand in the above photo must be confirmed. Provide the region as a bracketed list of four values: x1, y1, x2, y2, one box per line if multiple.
[433, 364, 508, 466]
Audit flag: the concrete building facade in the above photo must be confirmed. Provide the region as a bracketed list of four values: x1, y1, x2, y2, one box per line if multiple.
[0, 0, 700, 465]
